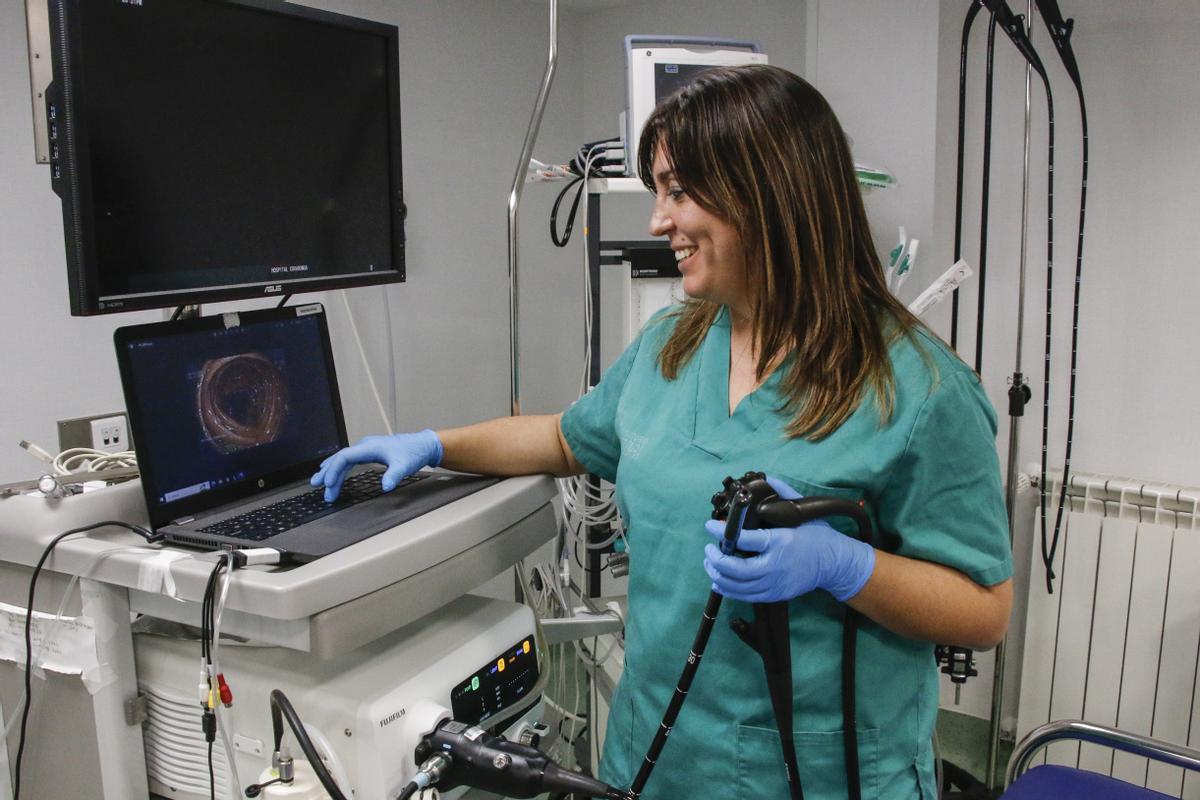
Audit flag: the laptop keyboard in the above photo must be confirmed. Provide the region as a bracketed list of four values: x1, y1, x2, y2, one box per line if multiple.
[198, 470, 427, 541]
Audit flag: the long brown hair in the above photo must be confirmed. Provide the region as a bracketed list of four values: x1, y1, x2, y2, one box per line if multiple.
[638, 64, 927, 439]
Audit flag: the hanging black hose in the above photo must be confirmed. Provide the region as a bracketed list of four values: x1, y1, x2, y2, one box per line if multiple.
[974, 12, 1000, 374]
[1034, 0, 1089, 595]
[950, 0, 985, 352]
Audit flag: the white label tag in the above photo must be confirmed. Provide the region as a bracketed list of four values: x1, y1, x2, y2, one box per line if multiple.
[0, 602, 100, 679]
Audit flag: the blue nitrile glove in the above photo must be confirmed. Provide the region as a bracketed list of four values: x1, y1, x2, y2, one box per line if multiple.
[310, 430, 444, 502]
[702, 476, 875, 603]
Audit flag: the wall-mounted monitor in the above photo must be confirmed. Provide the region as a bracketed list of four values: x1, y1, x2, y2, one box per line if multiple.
[45, 0, 406, 316]
[623, 35, 767, 178]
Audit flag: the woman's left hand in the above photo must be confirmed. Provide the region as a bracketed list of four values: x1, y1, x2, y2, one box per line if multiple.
[702, 478, 876, 603]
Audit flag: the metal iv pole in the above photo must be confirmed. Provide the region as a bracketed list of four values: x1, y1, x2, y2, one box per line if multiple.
[507, 0, 558, 416]
[987, 3, 1035, 788]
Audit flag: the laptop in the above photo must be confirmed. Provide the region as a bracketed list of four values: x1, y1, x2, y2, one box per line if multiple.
[113, 304, 497, 563]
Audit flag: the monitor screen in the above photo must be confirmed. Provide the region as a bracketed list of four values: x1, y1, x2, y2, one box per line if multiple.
[46, 0, 405, 315]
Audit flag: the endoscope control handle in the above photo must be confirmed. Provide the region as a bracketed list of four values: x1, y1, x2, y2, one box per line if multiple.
[720, 492, 752, 555]
[980, 0, 1048, 76]
[755, 497, 874, 543]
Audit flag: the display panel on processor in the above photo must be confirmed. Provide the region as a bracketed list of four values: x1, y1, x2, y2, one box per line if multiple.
[46, 0, 405, 314]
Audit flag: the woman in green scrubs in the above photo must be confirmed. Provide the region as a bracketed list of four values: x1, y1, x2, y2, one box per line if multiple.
[315, 64, 1012, 800]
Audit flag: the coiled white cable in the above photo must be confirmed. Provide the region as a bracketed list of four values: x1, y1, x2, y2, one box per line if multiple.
[51, 447, 137, 476]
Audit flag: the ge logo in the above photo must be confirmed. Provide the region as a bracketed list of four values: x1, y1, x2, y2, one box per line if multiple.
[687, 654, 696, 665]
[258, 479, 265, 488]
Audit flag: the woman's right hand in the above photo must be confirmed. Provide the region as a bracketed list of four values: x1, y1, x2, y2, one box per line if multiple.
[310, 429, 444, 502]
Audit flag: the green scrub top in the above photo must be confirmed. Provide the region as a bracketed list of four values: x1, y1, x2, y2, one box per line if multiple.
[560, 306, 1011, 800]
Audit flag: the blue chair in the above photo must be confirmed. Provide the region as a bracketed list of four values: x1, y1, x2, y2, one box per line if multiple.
[1002, 720, 1200, 799]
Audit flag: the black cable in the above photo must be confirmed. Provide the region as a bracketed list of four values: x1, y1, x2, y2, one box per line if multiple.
[276, 294, 292, 308]
[13, 520, 159, 800]
[550, 137, 622, 248]
[268, 689, 351, 800]
[550, 175, 586, 247]
[201, 557, 227, 799]
[170, 305, 186, 321]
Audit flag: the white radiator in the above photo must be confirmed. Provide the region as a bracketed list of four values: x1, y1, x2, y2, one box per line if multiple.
[1016, 471, 1200, 798]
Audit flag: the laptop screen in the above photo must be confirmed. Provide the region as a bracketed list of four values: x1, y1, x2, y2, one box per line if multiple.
[116, 305, 347, 526]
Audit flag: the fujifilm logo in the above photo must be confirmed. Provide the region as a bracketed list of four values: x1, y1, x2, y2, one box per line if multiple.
[378, 708, 406, 728]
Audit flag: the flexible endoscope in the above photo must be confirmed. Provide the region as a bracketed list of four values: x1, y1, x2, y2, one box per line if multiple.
[627, 471, 874, 800]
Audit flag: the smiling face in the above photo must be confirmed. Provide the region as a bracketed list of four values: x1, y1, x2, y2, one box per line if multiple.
[648, 144, 750, 317]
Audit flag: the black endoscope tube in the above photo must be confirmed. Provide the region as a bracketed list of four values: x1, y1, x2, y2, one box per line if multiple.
[626, 589, 726, 798]
[626, 494, 752, 799]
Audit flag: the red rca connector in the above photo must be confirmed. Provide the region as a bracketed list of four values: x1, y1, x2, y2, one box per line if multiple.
[217, 673, 233, 707]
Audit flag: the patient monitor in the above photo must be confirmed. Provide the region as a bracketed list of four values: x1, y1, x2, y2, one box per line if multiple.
[623, 35, 768, 177]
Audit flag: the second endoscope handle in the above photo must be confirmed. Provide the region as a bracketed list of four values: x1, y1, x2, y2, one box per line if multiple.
[414, 720, 632, 800]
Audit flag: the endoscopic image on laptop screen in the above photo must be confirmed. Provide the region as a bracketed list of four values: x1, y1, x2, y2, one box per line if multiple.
[123, 316, 342, 504]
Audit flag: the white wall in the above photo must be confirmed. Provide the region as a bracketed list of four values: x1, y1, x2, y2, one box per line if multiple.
[806, 1, 943, 289]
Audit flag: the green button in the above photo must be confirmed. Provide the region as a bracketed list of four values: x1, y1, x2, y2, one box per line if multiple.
[471, 676, 480, 691]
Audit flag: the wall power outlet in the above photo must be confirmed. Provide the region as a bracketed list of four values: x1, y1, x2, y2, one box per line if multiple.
[57, 412, 131, 454]
[89, 415, 128, 453]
